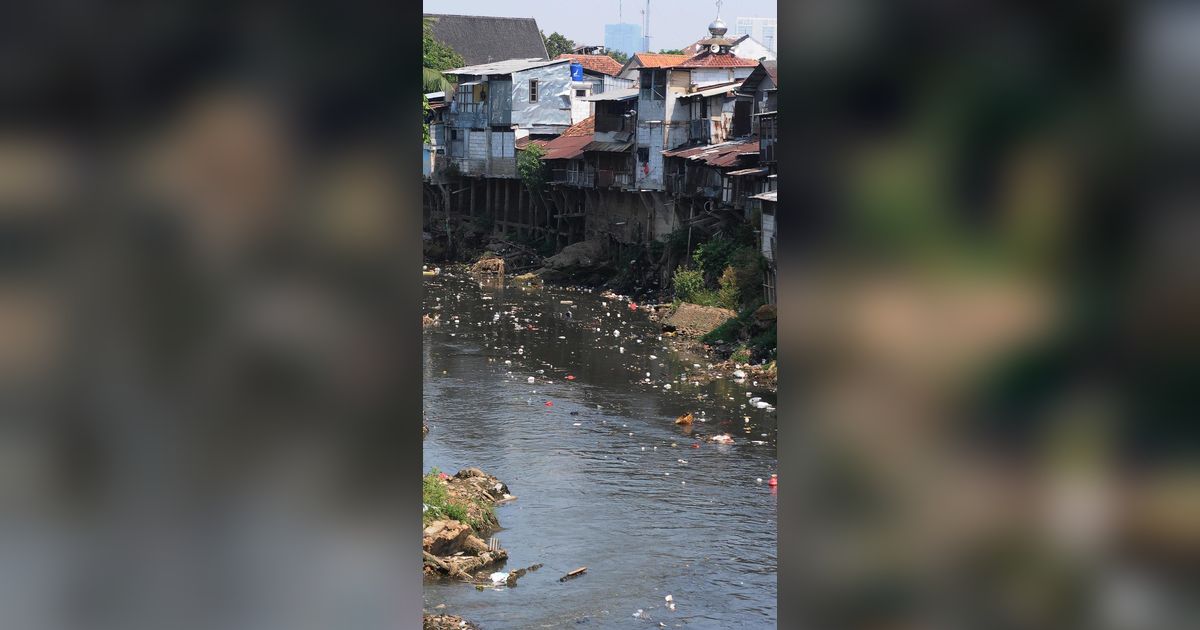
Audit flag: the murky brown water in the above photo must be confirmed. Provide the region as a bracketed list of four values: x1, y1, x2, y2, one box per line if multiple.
[423, 269, 777, 628]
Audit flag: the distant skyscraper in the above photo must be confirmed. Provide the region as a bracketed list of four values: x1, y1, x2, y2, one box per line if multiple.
[733, 16, 777, 53]
[604, 23, 642, 56]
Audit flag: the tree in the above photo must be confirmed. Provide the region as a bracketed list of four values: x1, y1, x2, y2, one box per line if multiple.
[422, 93, 431, 144]
[517, 144, 548, 192]
[607, 50, 629, 65]
[423, 18, 463, 142]
[423, 18, 463, 93]
[541, 30, 576, 58]
[658, 48, 685, 55]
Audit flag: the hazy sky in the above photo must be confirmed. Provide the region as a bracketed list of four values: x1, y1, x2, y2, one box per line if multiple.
[424, 0, 777, 52]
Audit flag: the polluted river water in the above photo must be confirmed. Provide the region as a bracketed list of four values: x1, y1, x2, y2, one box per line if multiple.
[423, 269, 777, 628]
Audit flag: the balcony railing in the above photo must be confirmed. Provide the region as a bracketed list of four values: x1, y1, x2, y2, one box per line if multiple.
[596, 169, 633, 188]
[550, 169, 593, 187]
[447, 109, 489, 128]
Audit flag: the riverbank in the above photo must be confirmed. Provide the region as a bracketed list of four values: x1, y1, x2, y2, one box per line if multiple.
[425, 261, 778, 392]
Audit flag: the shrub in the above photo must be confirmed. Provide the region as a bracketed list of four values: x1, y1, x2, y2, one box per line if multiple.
[694, 235, 738, 282]
[672, 267, 706, 302]
[717, 266, 740, 310]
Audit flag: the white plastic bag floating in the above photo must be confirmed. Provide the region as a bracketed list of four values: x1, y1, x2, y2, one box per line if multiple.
[490, 572, 509, 584]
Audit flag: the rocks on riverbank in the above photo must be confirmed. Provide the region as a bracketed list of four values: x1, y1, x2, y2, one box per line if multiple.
[423, 612, 480, 630]
[422, 468, 516, 579]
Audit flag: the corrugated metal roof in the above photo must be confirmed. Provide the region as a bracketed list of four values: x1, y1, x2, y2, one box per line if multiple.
[554, 53, 625, 76]
[582, 88, 639, 102]
[750, 191, 777, 202]
[445, 58, 567, 76]
[676, 80, 744, 99]
[581, 140, 633, 152]
[539, 135, 592, 160]
[727, 167, 769, 176]
[662, 138, 760, 168]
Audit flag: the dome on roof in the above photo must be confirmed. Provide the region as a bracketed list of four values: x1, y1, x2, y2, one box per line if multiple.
[708, 18, 728, 37]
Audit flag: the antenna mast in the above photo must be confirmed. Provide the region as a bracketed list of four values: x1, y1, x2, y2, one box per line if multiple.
[643, 0, 650, 52]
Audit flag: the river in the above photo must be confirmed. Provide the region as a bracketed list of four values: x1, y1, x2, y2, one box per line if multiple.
[423, 269, 777, 628]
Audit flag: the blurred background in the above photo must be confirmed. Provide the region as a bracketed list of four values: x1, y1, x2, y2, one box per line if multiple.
[776, 1, 1198, 629]
[1, 3, 424, 629]
[0, 1, 1196, 629]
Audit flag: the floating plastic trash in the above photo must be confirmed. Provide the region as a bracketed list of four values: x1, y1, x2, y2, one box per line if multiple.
[544, 401, 553, 407]
[527, 376, 536, 384]
[490, 572, 509, 584]
[733, 370, 747, 379]
[566, 375, 575, 380]
[768, 474, 778, 487]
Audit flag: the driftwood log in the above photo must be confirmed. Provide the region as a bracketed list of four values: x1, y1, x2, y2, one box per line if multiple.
[559, 566, 587, 582]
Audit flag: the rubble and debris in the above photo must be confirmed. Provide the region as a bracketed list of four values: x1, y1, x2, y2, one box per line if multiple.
[663, 303, 739, 337]
[469, 256, 505, 275]
[674, 412, 694, 425]
[423, 613, 479, 630]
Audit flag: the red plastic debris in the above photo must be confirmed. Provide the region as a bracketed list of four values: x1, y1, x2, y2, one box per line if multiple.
[566, 375, 576, 381]
[544, 401, 553, 407]
[691, 443, 700, 448]
[628, 302, 638, 311]
[438, 472, 449, 480]
[768, 474, 778, 487]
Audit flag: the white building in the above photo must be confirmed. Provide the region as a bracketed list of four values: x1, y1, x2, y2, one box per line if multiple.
[733, 17, 777, 53]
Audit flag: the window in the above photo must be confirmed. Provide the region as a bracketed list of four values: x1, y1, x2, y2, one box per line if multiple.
[764, 35, 774, 51]
[637, 147, 649, 162]
[529, 79, 538, 102]
[639, 70, 665, 101]
[456, 84, 476, 113]
[576, 89, 587, 97]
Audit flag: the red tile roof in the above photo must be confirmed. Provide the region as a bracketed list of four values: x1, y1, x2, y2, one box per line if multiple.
[632, 53, 690, 68]
[559, 115, 595, 137]
[515, 136, 549, 150]
[554, 54, 625, 77]
[674, 52, 760, 68]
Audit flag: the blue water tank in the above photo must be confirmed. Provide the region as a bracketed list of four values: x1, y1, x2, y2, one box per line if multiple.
[570, 63, 584, 81]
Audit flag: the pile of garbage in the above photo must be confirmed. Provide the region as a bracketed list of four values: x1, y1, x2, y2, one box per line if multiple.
[442, 467, 516, 528]
[469, 255, 505, 275]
